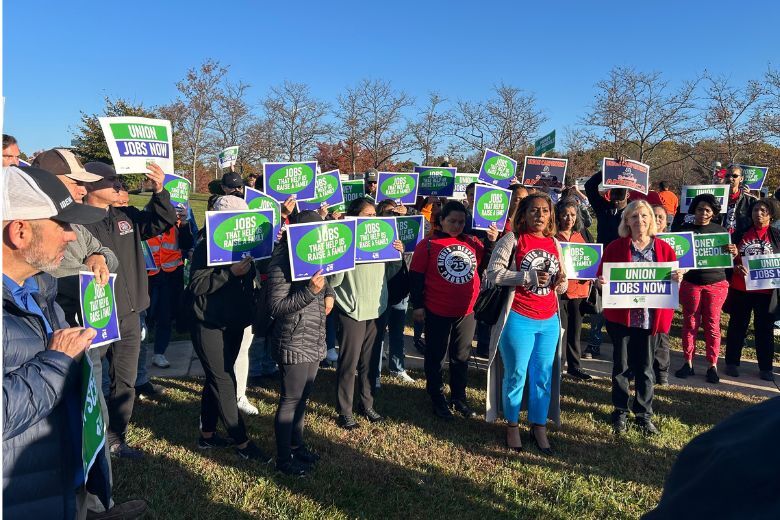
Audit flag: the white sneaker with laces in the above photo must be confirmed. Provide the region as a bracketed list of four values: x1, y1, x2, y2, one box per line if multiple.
[326, 348, 338, 362]
[395, 371, 415, 383]
[237, 396, 259, 415]
[152, 354, 170, 368]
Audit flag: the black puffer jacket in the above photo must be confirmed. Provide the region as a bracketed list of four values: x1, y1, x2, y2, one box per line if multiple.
[189, 237, 256, 330]
[266, 242, 334, 364]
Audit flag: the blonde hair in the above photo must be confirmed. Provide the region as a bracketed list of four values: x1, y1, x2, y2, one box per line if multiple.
[618, 200, 658, 238]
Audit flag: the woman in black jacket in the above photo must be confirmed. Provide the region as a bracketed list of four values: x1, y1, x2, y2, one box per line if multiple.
[189, 195, 270, 462]
[267, 211, 335, 475]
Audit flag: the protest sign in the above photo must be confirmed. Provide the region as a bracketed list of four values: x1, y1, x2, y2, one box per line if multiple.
[534, 130, 556, 155]
[244, 187, 282, 239]
[657, 232, 697, 269]
[602, 262, 679, 309]
[521, 156, 567, 189]
[79, 272, 120, 348]
[262, 161, 317, 202]
[342, 180, 365, 207]
[742, 253, 780, 290]
[81, 355, 105, 479]
[218, 146, 239, 169]
[205, 209, 275, 265]
[297, 170, 345, 213]
[98, 116, 174, 174]
[415, 166, 456, 197]
[286, 219, 357, 281]
[601, 158, 650, 195]
[355, 217, 402, 263]
[396, 215, 425, 252]
[560, 242, 603, 280]
[453, 173, 479, 200]
[472, 184, 511, 231]
[142, 241, 157, 271]
[478, 149, 518, 188]
[163, 173, 191, 211]
[679, 185, 729, 214]
[693, 233, 733, 269]
[734, 164, 769, 191]
[377, 172, 419, 204]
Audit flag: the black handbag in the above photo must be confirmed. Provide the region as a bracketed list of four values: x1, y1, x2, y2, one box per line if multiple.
[579, 284, 602, 315]
[473, 285, 507, 326]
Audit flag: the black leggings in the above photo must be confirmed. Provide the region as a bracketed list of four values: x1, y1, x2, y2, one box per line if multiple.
[423, 310, 476, 403]
[558, 297, 584, 372]
[274, 362, 319, 461]
[191, 322, 247, 445]
[725, 289, 775, 371]
[336, 310, 387, 415]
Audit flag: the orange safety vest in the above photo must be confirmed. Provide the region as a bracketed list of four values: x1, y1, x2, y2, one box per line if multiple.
[147, 227, 183, 276]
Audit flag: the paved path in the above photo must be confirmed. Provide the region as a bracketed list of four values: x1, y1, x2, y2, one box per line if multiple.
[147, 334, 780, 398]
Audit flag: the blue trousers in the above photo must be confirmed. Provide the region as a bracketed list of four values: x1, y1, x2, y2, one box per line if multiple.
[498, 311, 560, 425]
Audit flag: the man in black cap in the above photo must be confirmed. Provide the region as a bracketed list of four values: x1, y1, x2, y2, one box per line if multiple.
[221, 171, 245, 198]
[2, 166, 111, 519]
[364, 169, 378, 202]
[81, 161, 177, 459]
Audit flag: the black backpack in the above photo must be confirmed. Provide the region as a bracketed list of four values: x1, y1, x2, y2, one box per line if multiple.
[387, 262, 410, 306]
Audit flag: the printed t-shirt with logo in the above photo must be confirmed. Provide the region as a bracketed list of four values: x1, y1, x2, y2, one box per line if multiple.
[732, 225, 773, 293]
[409, 233, 484, 317]
[511, 233, 561, 320]
[724, 190, 741, 233]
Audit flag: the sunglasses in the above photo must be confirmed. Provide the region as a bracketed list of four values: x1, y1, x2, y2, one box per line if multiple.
[726, 174, 741, 179]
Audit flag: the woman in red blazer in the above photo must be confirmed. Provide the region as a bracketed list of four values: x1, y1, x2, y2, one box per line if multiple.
[597, 200, 681, 436]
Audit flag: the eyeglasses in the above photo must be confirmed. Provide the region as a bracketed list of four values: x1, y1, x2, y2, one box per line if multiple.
[726, 174, 741, 179]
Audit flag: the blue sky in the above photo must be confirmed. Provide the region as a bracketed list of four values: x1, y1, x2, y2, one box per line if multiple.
[5, 0, 779, 157]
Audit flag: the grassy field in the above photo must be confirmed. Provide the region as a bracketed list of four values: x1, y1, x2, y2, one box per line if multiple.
[129, 191, 210, 228]
[114, 367, 760, 520]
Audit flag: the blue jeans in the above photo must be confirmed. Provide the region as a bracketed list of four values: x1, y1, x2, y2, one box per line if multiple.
[498, 311, 560, 425]
[386, 300, 408, 374]
[248, 335, 278, 377]
[588, 312, 605, 348]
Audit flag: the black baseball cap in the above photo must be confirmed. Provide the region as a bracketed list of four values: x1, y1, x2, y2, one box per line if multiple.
[221, 172, 243, 189]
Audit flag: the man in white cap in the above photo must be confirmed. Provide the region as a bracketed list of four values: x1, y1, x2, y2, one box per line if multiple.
[2, 166, 111, 518]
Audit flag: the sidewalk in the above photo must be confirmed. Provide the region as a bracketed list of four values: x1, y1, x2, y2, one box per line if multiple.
[148, 334, 780, 398]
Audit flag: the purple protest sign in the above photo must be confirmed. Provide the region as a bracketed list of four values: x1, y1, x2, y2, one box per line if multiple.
[262, 161, 318, 202]
[478, 149, 518, 188]
[415, 166, 456, 197]
[163, 173, 191, 211]
[602, 158, 650, 195]
[205, 209, 275, 266]
[297, 169, 346, 213]
[396, 215, 425, 252]
[472, 184, 512, 231]
[657, 232, 696, 269]
[376, 172, 419, 204]
[244, 187, 282, 240]
[79, 272, 120, 348]
[142, 241, 157, 271]
[286, 219, 357, 281]
[355, 217, 401, 263]
[560, 242, 603, 280]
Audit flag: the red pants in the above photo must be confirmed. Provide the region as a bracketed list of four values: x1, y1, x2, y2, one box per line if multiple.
[679, 280, 729, 365]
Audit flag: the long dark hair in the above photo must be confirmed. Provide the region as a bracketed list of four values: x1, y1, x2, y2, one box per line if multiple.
[513, 193, 556, 236]
[555, 197, 583, 233]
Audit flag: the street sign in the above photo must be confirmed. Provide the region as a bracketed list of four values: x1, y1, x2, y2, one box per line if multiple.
[534, 130, 556, 155]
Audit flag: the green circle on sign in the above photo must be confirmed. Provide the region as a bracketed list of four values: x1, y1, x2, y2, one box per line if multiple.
[380, 174, 415, 199]
[476, 190, 509, 221]
[247, 197, 281, 226]
[309, 174, 339, 203]
[357, 220, 395, 252]
[483, 155, 515, 180]
[269, 164, 315, 194]
[214, 214, 272, 252]
[82, 279, 113, 329]
[572, 245, 600, 270]
[295, 223, 353, 265]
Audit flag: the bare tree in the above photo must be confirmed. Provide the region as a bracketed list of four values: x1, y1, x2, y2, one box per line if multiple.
[208, 80, 253, 172]
[353, 79, 416, 169]
[762, 66, 780, 142]
[243, 117, 279, 165]
[334, 86, 368, 173]
[486, 83, 546, 157]
[410, 92, 449, 165]
[172, 59, 227, 191]
[263, 81, 331, 161]
[449, 100, 490, 158]
[581, 67, 700, 166]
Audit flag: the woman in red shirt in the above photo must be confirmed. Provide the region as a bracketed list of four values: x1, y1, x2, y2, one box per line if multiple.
[555, 198, 593, 381]
[409, 200, 497, 419]
[725, 198, 780, 381]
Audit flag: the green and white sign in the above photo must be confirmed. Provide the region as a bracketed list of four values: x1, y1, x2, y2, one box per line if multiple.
[453, 173, 479, 200]
[693, 233, 733, 269]
[98, 116, 174, 174]
[342, 180, 365, 207]
[534, 130, 556, 155]
[81, 354, 105, 479]
[602, 261, 679, 309]
[680, 185, 729, 214]
[218, 146, 239, 169]
[743, 253, 780, 290]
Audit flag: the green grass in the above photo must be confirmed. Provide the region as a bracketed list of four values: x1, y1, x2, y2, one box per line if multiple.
[115, 367, 760, 519]
[129, 192, 210, 228]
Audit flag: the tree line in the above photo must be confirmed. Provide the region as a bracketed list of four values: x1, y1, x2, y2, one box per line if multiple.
[71, 60, 780, 193]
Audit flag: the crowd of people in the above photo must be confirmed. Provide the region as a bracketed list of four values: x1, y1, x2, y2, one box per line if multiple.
[3, 131, 779, 519]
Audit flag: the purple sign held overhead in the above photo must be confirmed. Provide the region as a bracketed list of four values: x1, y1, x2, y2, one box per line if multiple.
[415, 166, 456, 197]
[472, 184, 512, 231]
[297, 170, 345, 213]
[376, 172, 419, 205]
[478, 149, 518, 188]
[355, 217, 401, 263]
[205, 209, 275, 266]
[262, 161, 318, 202]
[79, 272, 121, 348]
[602, 158, 650, 195]
[244, 187, 282, 241]
[286, 219, 357, 281]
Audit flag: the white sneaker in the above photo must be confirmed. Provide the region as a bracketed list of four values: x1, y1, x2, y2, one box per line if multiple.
[395, 371, 415, 383]
[152, 354, 170, 368]
[326, 348, 338, 362]
[237, 396, 259, 416]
